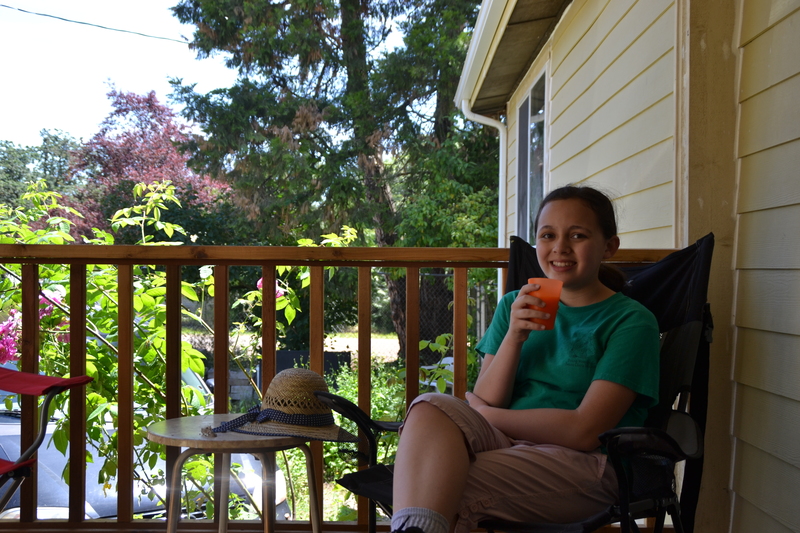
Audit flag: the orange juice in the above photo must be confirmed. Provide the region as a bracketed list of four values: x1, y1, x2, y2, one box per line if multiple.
[527, 277, 563, 330]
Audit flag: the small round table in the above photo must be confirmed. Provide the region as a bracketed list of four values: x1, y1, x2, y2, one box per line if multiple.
[147, 413, 321, 533]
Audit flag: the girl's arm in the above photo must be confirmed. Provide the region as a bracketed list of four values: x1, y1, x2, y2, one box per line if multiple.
[473, 283, 550, 407]
[467, 379, 637, 451]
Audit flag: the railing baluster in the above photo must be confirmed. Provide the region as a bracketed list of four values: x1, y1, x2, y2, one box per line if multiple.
[69, 265, 88, 523]
[309, 266, 324, 376]
[20, 264, 38, 522]
[452, 268, 468, 399]
[261, 265, 277, 389]
[166, 265, 182, 421]
[214, 265, 230, 415]
[405, 267, 420, 405]
[357, 266, 373, 529]
[164, 265, 183, 523]
[213, 265, 230, 526]
[117, 264, 134, 522]
[309, 265, 325, 521]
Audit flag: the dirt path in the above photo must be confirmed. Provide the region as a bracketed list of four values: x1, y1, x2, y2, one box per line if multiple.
[324, 335, 400, 363]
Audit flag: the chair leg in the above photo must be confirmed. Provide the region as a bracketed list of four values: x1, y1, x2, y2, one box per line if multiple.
[666, 502, 685, 533]
[652, 510, 666, 533]
[0, 477, 25, 513]
[369, 498, 377, 533]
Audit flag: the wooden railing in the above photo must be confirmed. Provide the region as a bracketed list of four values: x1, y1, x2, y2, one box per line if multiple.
[0, 244, 672, 533]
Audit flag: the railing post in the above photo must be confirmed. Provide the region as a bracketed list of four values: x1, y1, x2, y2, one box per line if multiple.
[309, 266, 325, 521]
[214, 265, 230, 414]
[117, 264, 134, 522]
[357, 266, 373, 529]
[19, 264, 39, 522]
[213, 265, 230, 526]
[405, 267, 420, 406]
[261, 265, 277, 388]
[69, 265, 88, 523]
[452, 268, 468, 399]
[166, 265, 182, 421]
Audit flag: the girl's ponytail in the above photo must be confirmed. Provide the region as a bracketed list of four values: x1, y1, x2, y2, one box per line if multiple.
[599, 264, 627, 293]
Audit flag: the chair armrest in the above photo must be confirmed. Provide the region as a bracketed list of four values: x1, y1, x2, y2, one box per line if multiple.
[600, 411, 703, 462]
[314, 390, 401, 468]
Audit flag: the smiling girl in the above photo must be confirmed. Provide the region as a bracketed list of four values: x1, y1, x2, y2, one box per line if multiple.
[390, 186, 660, 533]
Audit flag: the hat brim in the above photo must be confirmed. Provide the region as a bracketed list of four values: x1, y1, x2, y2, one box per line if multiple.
[233, 420, 359, 443]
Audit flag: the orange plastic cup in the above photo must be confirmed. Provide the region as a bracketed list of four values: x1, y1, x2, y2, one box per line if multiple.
[527, 277, 563, 330]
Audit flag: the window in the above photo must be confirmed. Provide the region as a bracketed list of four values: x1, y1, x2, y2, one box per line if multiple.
[517, 75, 546, 241]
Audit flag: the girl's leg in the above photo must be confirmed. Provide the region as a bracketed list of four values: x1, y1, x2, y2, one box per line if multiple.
[390, 393, 514, 533]
[393, 401, 470, 519]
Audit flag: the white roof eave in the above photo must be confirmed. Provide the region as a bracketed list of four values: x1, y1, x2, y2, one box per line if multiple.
[454, 0, 517, 112]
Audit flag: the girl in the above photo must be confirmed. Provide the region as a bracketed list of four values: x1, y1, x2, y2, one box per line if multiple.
[390, 186, 660, 533]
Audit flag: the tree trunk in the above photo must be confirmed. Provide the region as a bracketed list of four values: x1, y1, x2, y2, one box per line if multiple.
[341, 0, 408, 358]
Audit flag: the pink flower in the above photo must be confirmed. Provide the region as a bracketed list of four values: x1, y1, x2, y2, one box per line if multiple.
[257, 278, 286, 299]
[0, 310, 22, 364]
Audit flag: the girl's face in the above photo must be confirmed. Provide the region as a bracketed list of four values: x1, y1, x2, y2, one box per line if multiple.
[535, 198, 620, 294]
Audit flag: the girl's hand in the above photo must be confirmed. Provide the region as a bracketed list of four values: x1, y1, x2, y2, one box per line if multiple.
[465, 391, 487, 408]
[465, 391, 490, 416]
[508, 283, 551, 340]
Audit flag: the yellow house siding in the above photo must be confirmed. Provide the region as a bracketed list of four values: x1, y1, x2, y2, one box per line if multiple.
[733, 1, 800, 530]
[739, 139, 800, 212]
[550, 9, 675, 148]
[550, 0, 673, 125]
[736, 270, 800, 336]
[737, 207, 800, 269]
[735, 329, 800, 402]
[732, 494, 796, 533]
[733, 442, 800, 531]
[550, 0, 612, 73]
[738, 73, 800, 156]
[550, 95, 673, 189]
[587, 138, 673, 196]
[740, 0, 800, 44]
[550, 52, 674, 167]
[734, 385, 800, 468]
[739, 8, 800, 100]
[546, 0, 676, 246]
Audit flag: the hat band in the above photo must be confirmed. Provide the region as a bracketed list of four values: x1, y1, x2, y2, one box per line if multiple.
[212, 405, 336, 433]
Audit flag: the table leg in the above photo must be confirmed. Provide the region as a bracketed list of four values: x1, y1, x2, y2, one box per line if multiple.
[298, 443, 321, 533]
[218, 452, 231, 533]
[167, 448, 200, 533]
[257, 452, 277, 533]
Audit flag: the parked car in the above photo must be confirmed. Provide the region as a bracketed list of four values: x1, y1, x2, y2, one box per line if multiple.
[0, 365, 290, 520]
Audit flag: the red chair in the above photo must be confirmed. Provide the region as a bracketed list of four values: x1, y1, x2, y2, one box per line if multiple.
[0, 367, 93, 512]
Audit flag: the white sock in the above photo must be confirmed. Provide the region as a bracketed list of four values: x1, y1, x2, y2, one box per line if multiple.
[391, 507, 449, 533]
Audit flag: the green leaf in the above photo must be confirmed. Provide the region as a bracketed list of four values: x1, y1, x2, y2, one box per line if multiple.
[181, 283, 199, 302]
[284, 304, 296, 324]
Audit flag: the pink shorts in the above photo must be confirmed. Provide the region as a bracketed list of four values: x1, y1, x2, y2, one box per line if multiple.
[403, 393, 618, 533]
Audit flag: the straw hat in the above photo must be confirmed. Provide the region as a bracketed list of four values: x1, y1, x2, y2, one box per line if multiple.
[210, 368, 358, 443]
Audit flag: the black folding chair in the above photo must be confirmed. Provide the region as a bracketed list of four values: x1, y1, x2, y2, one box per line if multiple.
[0, 367, 93, 513]
[323, 233, 714, 533]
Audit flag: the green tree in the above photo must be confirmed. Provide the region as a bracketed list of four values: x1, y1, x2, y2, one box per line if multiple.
[171, 0, 498, 357]
[0, 130, 78, 207]
[0, 180, 341, 519]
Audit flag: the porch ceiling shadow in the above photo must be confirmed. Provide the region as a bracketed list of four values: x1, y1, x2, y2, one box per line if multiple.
[472, 0, 572, 116]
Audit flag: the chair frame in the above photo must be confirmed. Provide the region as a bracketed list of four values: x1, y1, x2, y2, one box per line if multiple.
[324, 234, 714, 533]
[0, 367, 93, 513]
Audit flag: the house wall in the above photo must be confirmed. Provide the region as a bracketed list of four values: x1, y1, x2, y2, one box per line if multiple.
[505, 0, 679, 248]
[501, 0, 741, 529]
[731, 1, 800, 531]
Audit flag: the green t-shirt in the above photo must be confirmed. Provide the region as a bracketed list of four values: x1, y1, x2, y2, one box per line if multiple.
[475, 291, 660, 429]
